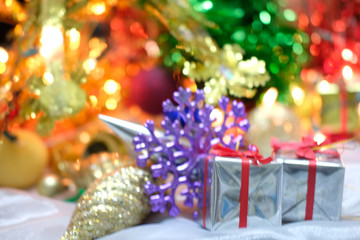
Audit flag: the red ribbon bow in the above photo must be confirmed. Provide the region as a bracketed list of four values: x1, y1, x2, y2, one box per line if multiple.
[271, 137, 340, 220]
[271, 137, 339, 160]
[210, 144, 273, 165]
[203, 144, 272, 229]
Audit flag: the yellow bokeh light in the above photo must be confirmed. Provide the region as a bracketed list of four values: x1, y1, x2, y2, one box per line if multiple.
[0, 62, 6, 74]
[89, 38, 107, 58]
[89, 95, 98, 107]
[342, 65, 353, 81]
[0, 47, 9, 63]
[79, 131, 91, 144]
[83, 58, 97, 73]
[104, 79, 119, 95]
[314, 132, 326, 145]
[39, 26, 64, 58]
[105, 98, 118, 110]
[262, 87, 278, 106]
[318, 80, 330, 93]
[91, 2, 106, 15]
[42, 72, 54, 85]
[210, 108, 224, 127]
[13, 75, 19, 82]
[5, 0, 13, 7]
[342, 49, 353, 62]
[68, 28, 80, 50]
[291, 86, 305, 106]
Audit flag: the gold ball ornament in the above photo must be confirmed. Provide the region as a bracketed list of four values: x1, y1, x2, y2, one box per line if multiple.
[37, 173, 67, 197]
[0, 130, 48, 188]
[61, 166, 152, 240]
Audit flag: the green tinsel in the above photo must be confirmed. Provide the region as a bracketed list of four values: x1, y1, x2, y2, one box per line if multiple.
[188, 0, 310, 103]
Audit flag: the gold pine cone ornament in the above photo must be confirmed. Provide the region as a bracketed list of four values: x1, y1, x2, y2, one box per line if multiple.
[62, 166, 152, 239]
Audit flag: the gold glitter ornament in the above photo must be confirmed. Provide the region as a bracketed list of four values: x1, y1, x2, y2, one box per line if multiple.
[61, 166, 152, 240]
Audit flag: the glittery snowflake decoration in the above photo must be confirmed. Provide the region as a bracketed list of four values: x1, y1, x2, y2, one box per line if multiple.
[133, 87, 250, 217]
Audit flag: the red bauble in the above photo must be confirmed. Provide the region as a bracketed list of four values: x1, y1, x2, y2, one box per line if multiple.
[129, 67, 177, 115]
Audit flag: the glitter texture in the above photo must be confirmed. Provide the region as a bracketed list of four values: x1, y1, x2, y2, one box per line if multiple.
[61, 166, 152, 240]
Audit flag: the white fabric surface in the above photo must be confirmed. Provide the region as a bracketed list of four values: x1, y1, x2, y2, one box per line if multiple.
[0, 144, 360, 239]
[0, 189, 58, 227]
[0, 189, 75, 240]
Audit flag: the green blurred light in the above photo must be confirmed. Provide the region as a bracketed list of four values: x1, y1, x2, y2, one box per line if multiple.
[289, 62, 298, 73]
[231, 30, 246, 42]
[248, 34, 258, 44]
[202, 0, 213, 10]
[298, 53, 309, 63]
[276, 33, 286, 44]
[269, 63, 280, 74]
[284, 9, 297, 22]
[266, 2, 277, 14]
[252, 21, 263, 32]
[164, 55, 173, 67]
[234, 8, 245, 18]
[300, 32, 310, 44]
[259, 11, 271, 25]
[292, 43, 303, 55]
[171, 52, 182, 63]
[259, 31, 270, 41]
[285, 34, 294, 46]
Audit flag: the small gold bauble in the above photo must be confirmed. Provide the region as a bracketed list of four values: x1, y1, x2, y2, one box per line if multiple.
[37, 173, 67, 197]
[0, 130, 48, 189]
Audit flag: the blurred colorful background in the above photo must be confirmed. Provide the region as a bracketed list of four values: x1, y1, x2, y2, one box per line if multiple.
[0, 0, 359, 196]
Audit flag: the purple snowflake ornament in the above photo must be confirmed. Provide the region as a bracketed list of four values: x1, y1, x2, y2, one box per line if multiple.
[133, 87, 250, 217]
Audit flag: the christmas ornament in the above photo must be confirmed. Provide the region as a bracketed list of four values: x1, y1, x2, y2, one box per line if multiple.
[83, 131, 128, 158]
[128, 67, 177, 115]
[61, 166, 152, 240]
[133, 87, 250, 217]
[146, 0, 270, 104]
[61, 152, 134, 189]
[37, 173, 67, 197]
[0, 130, 48, 189]
[98, 114, 164, 157]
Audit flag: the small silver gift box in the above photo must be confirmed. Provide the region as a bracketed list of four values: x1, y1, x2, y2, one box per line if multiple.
[198, 156, 282, 231]
[275, 151, 345, 222]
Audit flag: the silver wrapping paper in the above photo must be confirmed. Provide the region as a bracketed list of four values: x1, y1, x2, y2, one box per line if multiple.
[276, 151, 345, 222]
[198, 156, 282, 231]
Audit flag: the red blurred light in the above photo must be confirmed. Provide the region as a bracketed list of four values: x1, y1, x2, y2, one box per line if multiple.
[130, 22, 148, 39]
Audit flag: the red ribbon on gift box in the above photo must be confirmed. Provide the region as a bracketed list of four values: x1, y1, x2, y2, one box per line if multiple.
[202, 144, 272, 229]
[271, 137, 340, 220]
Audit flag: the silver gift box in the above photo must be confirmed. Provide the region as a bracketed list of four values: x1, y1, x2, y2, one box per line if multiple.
[198, 156, 283, 231]
[275, 151, 345, 222]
